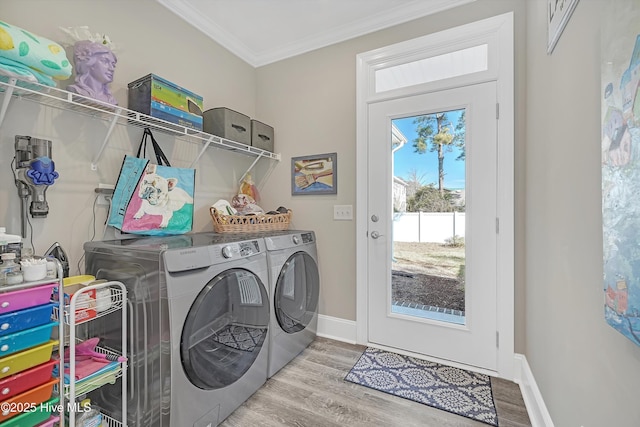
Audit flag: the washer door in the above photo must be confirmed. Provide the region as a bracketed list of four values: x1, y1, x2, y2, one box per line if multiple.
[181, 268, 269, 390]
[275, 252, 319, 333]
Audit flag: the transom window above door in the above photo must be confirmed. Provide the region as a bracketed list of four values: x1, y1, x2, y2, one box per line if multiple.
[375, 44, 489, 93]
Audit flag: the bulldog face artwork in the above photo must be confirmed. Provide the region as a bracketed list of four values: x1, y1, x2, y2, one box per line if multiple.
[133, 164, 194, 227]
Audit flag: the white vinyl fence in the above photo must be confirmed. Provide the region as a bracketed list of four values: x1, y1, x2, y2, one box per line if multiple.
[393, 212, 465, 243]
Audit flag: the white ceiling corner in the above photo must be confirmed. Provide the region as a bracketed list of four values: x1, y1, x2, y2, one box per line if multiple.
[157, 0, 476, 67]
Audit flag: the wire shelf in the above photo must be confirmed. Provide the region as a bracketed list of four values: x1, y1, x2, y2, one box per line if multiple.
[54, 340, 126, 399]
[62, 364, 124, 398]
[52, 285, 125, 326]
[0, 75, 281, 169]
[61, 411, 124, 427]
[102, 412, 124, 427]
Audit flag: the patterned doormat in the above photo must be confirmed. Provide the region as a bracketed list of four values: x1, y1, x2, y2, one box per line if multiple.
[344, 348, 498, 426]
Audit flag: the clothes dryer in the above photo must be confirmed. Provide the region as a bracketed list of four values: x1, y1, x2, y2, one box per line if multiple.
[263, 230, 319, 378]
[84, 233, 270, 427]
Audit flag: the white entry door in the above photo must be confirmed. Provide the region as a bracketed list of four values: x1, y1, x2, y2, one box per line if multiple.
[367, 81, 498, 370]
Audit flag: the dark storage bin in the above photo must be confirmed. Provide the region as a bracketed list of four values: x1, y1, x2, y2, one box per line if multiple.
[251, 120, 274, 152]
[203, 108, 251, 145]
[128, 74, 203, 131]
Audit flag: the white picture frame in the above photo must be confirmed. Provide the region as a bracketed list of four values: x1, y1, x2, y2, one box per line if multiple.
[547, 0, 580, 54]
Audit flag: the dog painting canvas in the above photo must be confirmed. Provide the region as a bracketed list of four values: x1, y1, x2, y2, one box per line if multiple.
[109, 155, 195, 236]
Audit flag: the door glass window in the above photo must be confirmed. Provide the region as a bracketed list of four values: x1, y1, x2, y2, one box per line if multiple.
[181, 268, 269, 390]
[275, 252, 319, 333]
[391, 109, 466, 325]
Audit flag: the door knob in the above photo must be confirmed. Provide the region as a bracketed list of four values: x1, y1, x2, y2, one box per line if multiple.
[371, 231, 382, 239]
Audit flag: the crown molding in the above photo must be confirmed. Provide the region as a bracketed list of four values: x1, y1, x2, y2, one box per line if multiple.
[158, 0, 475, 68]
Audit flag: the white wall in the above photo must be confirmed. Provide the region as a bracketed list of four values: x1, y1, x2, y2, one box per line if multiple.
[525, 0, 640, 425]
[1, 0, 259, 270]
[6, 0, 640, 424]
[256, 0, 526, 331]
[2, 0, 525, 349]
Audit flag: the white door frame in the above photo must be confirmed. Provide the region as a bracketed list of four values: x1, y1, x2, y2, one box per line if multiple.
[355, 12, 515, 379]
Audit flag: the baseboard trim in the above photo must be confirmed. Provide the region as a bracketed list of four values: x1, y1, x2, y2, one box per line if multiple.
[514, 354, 554, 427]
[316, 314, 357, 344]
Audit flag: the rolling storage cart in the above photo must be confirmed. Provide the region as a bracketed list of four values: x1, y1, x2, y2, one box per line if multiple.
[0, 269, 62, 427]
[53, 280, 127, 427]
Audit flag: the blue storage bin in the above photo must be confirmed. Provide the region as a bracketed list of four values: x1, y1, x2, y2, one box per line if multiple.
[0, 322, 57, 358]
[0, 303, 55, 337]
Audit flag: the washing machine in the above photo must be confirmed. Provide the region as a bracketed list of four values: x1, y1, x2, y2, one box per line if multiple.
[83, 233, 270, 427]
[263, 230, 320, 378]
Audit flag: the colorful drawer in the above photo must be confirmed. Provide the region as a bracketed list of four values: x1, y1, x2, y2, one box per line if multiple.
[0, 341, 58, 380]
[0, 378, 57, 423]
[35, 415, 59, 427]
[0, 284, 56, 315]
[0, 322, 57, 358]
[0, 303, 54, 338]
[0, 360, 57, 401]
[0, 396, 58, 427]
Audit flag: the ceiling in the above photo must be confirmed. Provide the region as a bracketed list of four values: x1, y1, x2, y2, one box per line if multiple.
[157, 0, 475, 67]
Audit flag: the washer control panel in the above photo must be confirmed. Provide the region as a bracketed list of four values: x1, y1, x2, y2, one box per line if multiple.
[164, 246, 213, 272]
[221, 246, 233, 258]
[219, 240, 261, 259]
[164, 239, 263, 271]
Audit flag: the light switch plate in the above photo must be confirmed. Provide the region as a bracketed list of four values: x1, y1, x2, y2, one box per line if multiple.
[334, 205, 353, 221]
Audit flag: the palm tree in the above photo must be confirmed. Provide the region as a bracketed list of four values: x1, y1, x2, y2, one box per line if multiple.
[412, 111, 465, 195]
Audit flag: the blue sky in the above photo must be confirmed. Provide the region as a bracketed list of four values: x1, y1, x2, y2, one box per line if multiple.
[392, 111, 466, 190]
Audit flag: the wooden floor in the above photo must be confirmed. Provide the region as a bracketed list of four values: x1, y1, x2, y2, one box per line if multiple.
[221, 337, 532, 427]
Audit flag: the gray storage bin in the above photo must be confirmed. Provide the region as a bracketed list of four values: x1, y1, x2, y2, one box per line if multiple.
[251, 120, 274, 152]
[203, 108, 251, 145]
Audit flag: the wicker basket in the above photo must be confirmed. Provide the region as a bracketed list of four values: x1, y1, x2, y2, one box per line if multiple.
[210, 207, 292, 233]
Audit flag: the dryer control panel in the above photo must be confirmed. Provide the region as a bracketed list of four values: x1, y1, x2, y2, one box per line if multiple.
[265, 231, 316, 250]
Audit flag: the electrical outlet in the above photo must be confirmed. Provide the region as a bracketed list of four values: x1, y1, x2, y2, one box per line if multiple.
[334, 205, 353, 221]
[96, 183, 114, 206]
